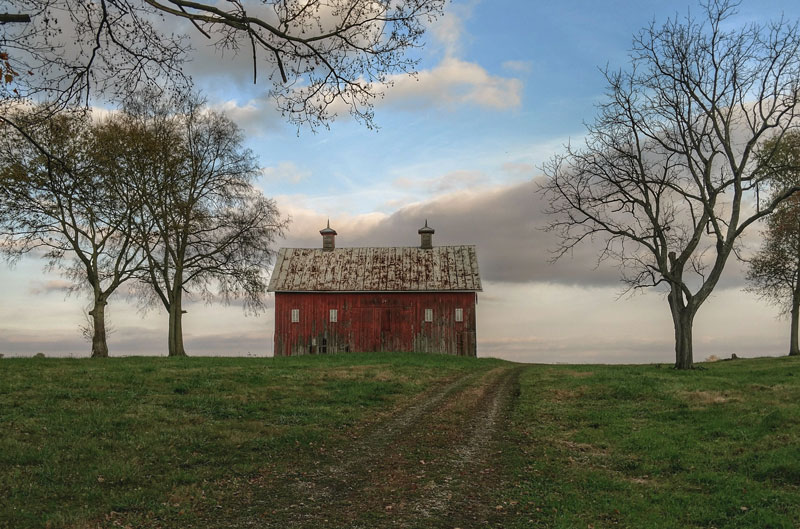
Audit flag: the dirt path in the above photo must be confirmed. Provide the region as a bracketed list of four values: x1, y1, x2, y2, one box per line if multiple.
[242, 365, 522, 529]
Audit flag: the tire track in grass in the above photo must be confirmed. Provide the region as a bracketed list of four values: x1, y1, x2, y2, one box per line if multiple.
[405, 366, 522, 526]
[277, 369, 487, 519]
[260, 365, 522, 529]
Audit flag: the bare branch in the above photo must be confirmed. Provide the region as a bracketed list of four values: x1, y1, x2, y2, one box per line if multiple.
[0, 13, 32, 24]
[6, 0, 444, 129]
[540, 0, 800, 368]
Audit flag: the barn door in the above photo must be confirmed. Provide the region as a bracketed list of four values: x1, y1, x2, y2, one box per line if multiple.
[352, 307, 391, 352]
[352, 305, 413, 353]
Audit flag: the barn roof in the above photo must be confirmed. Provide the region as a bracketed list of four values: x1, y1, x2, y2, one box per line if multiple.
[267, 245, 482, 292]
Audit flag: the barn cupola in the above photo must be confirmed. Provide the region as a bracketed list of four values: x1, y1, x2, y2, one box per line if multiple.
[418, 220, 435, 249]
[320, 220, 337, 251]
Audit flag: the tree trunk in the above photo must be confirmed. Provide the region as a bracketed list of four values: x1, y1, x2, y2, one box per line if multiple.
[669, 286, 695, 369]
[167, 296, 187, 357]
[790, 290, 800, 356]
[89, 299, 109, 358]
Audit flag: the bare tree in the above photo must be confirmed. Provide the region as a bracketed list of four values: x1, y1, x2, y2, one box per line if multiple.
[0, 110, 145, 357]
[122, 93, 288, 357]
[541, 0, 800, 369]
[746, 132, 800, 356]
[3, 0, 444, 129]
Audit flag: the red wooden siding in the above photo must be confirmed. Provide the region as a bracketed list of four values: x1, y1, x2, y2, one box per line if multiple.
[274, 292, 477, 357]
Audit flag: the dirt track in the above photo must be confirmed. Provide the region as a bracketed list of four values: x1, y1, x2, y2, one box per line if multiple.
[240, 365, 522, 529]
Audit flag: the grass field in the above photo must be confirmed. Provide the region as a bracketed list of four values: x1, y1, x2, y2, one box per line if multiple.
[496, 357, 800, 528]
[1, 354, 799, 528]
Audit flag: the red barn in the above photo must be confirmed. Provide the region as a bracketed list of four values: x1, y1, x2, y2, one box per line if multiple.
[267, 222, 482, 356]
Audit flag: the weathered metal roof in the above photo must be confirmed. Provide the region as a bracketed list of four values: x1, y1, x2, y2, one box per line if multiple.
[267, 246, 482, 292]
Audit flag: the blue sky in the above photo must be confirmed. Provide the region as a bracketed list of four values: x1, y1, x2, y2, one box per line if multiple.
[191, 0, 800, 214]
[2, 0, 800, 361]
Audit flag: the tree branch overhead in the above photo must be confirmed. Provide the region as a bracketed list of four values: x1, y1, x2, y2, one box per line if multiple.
[5, 0, 444, 129]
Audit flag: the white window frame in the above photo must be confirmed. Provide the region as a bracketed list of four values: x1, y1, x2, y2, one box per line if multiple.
[455, 308, 463, 322]
[424, 308, 433, 322]
[291, 309, 299, 323]
[329, 308, 338, 323]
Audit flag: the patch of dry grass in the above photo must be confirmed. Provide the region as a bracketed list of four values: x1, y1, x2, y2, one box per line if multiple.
[679, 389, 741, 405]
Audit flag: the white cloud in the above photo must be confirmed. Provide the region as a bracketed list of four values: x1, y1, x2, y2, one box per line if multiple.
[501, 161, 536, 177]
[430, 6, 467, 56]
[211, 98, 284, 137]
[260, 161, 311, 184]
[378, 4, 523, 112]
[273, 174, 767, 291]
[384, 58, 522, 110]
[502, 60, 533, 73]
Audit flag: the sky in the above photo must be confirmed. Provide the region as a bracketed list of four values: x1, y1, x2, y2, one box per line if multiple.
[2, 0, 800, 362]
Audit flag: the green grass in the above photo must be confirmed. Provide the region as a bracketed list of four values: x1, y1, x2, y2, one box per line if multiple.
[0, 353, 501, 529]
[2, 354, 799, 528]
[495, 356, 800, 528]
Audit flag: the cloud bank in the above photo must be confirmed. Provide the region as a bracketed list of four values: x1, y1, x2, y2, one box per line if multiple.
[278, 179, 622, 286]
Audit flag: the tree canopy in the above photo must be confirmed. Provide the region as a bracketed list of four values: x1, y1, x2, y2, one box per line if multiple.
[120, 93, 288, 356]
[0, 95, 288, 357]
[0, 109, 146, 357]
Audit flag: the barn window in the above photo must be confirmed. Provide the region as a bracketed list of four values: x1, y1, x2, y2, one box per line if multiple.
[329, 309, 338, 322]
[455, 308, 463, 322]
[424, 308, 433, 322]
[291, 309, 299, 323]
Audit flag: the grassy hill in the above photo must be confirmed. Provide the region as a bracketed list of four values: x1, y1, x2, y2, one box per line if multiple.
[1, 354, 798, 528]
